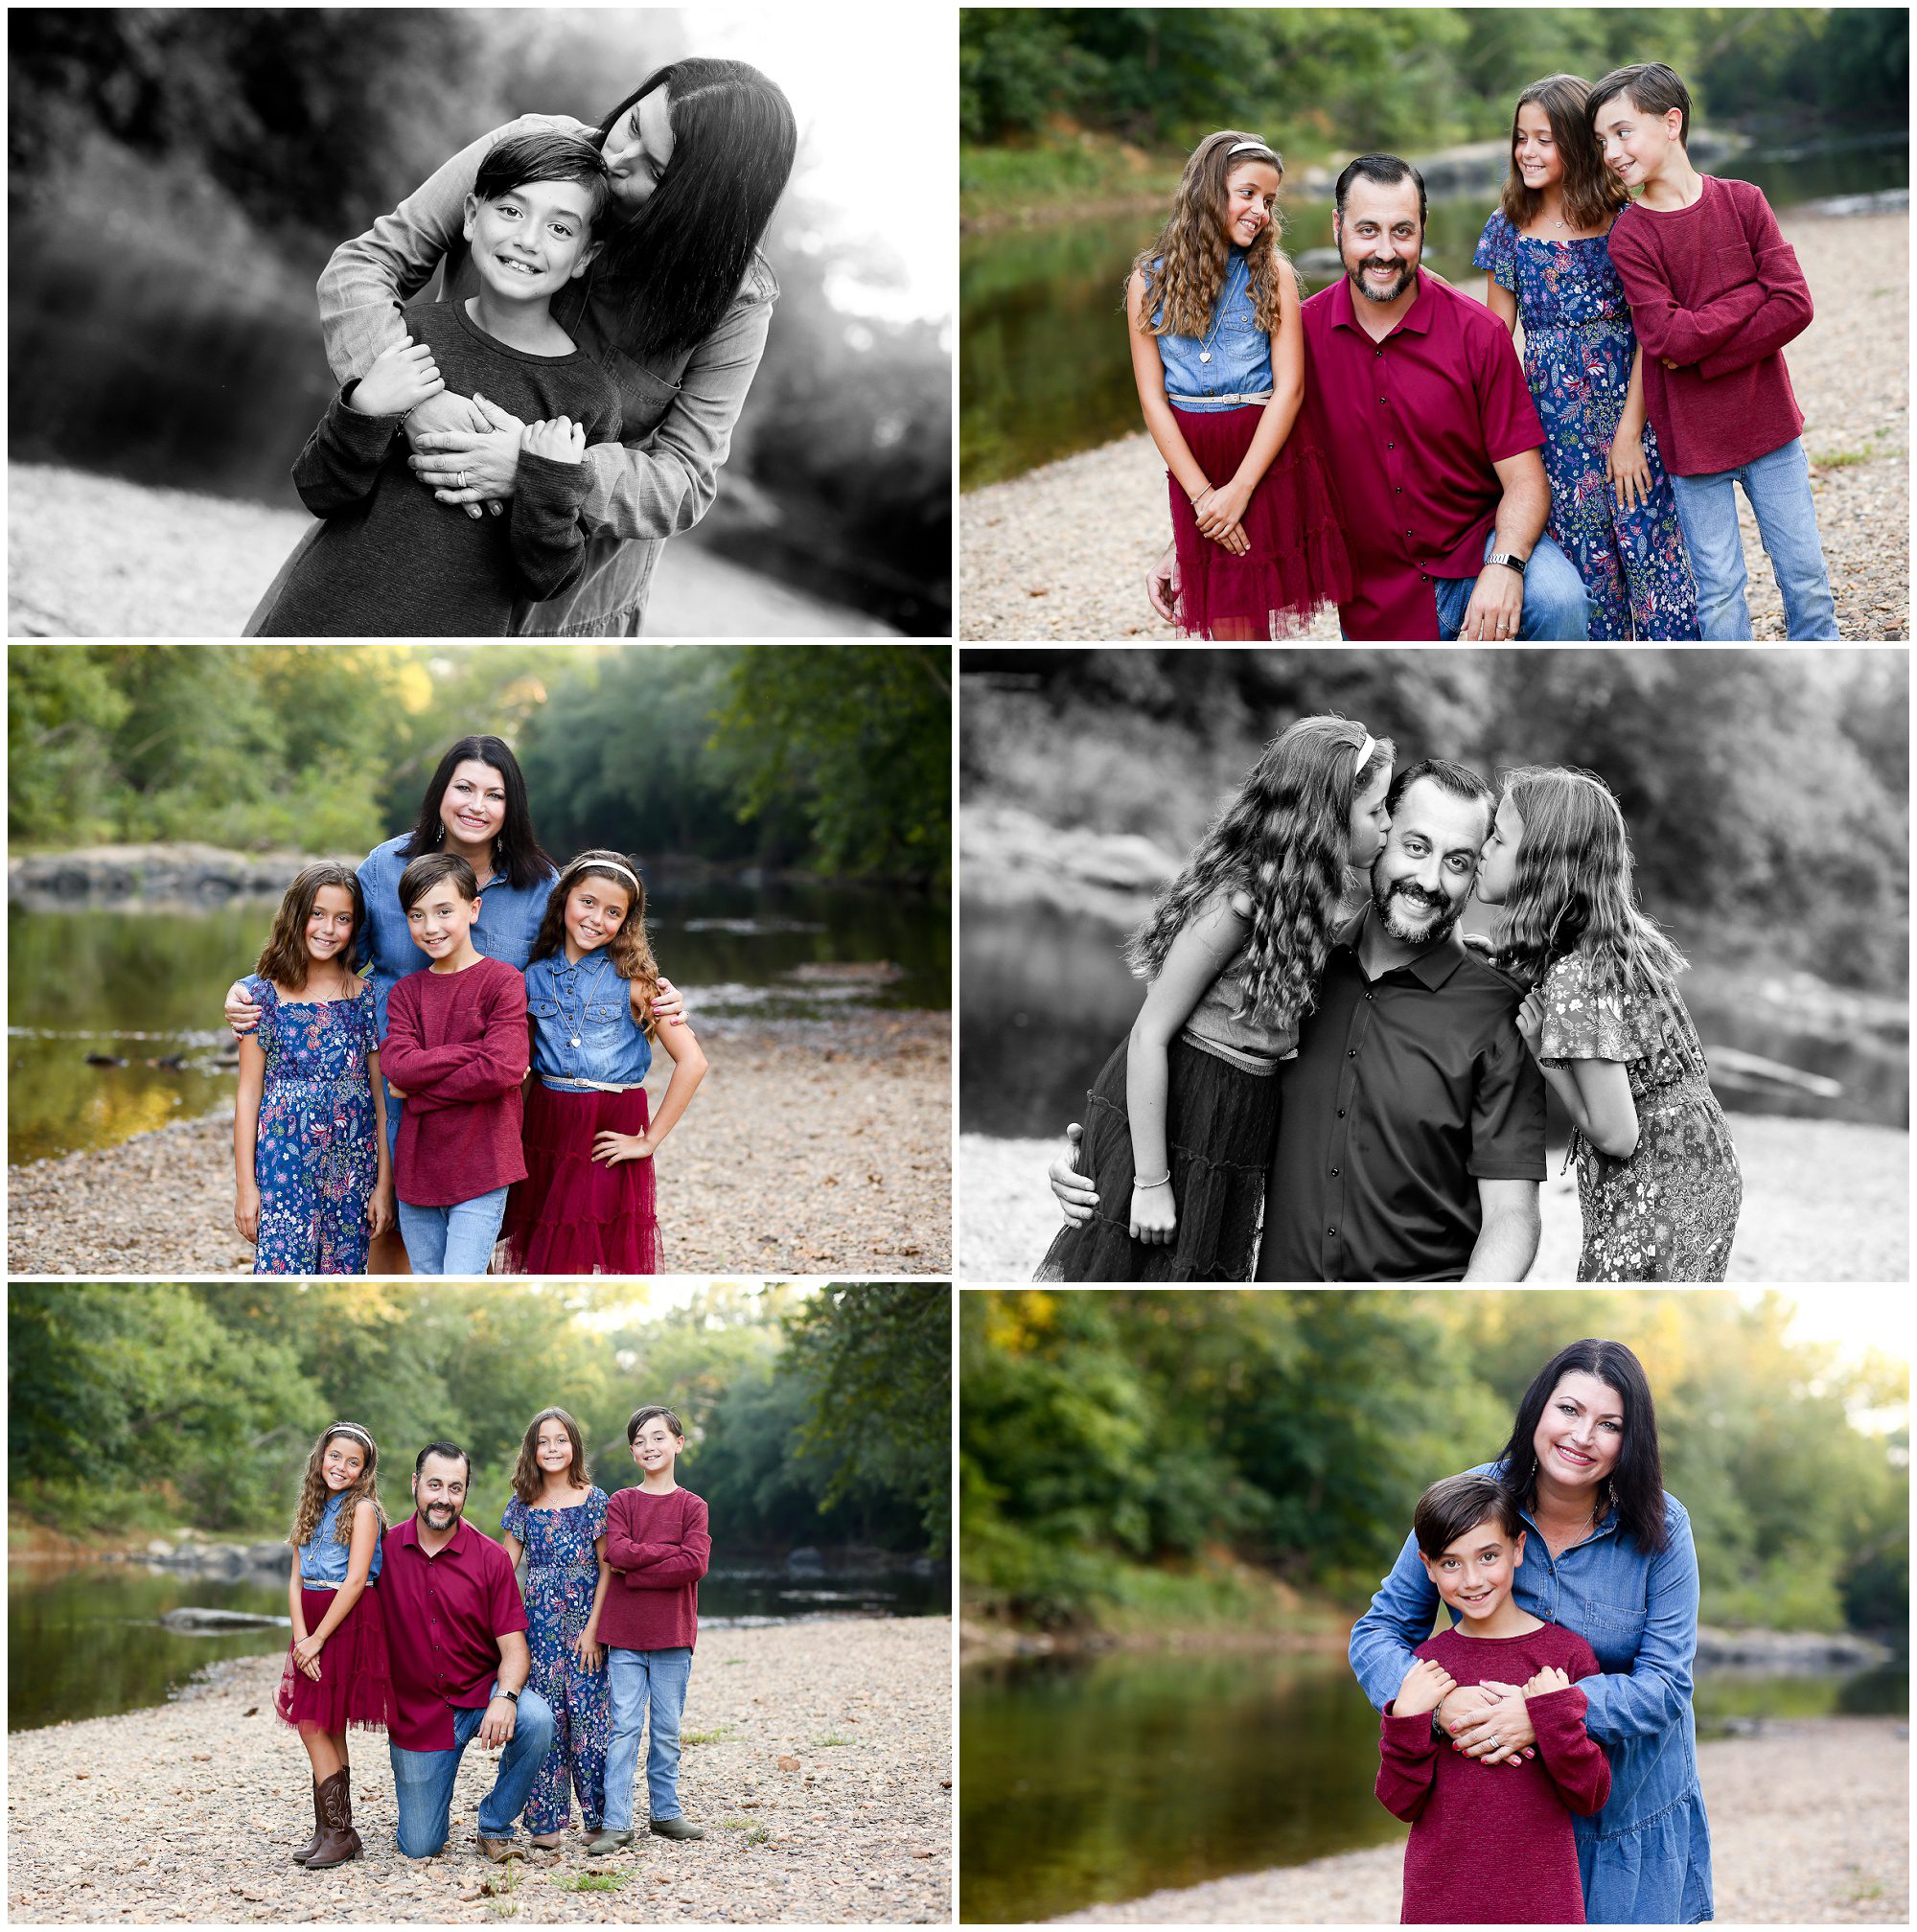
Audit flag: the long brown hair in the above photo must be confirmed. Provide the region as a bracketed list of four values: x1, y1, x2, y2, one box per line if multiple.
[1494, 766, 1688, 1008]
[1500, 74, 1628, 234]
[255, 863, 366, 992]
[1128, 716, 1394, 1031]
[511, 1407, 589, 1506]
[1133, 130, 1292, 339]
[399, 735, 554, 892]
[527, 850, 661, 1036]
[288, 1423, 385, 1551]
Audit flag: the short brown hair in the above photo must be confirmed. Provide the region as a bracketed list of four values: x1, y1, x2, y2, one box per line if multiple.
[398, 851, 478, 914]
[628, 1404, 684, 1445]
[1587, 61, 1692, 147]
[1413, 1473, 1524, 1558]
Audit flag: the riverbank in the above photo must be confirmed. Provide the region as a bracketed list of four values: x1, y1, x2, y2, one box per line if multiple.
[5, 1617, 950, 1924]
[6, 464, 896, 638]
[8, 1008, 951, 1277]
[958, 1112, 1909, 1281]
[1047, 1714, 1905, 1923]
[960, 207, 1908, 639]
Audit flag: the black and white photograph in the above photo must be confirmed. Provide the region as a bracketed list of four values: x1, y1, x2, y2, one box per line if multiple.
[10, 7, 951, 637]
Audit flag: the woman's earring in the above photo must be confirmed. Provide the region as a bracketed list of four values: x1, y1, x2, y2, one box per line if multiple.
[1605, 1479, 1619, 1517]
[434, 819, 445, 846]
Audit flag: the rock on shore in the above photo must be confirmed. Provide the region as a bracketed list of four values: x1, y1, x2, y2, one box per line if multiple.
[959, 1111, 1908, 1282]
[961, 209, 1908, 640]
[1049, 1716, 1906, 1924]
[5, 1617, 952, 1925]
[7, 1010, 952, 1277]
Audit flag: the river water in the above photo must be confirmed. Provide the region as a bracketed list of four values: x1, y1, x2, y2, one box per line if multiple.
[960, 1646, 1909, 1922]
[961, 134, 1907, 487]
[8, 1555, 950, 1734]
[7, 878, 950, 1166]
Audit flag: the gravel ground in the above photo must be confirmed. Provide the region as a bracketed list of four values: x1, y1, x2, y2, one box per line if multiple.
[960, 208, 1908, 641]
[958, 1111, 1908, 1282]
[6, 464, 895, 638]
[7, 1011, 952, 1277]
[5, 1617, 952, 1925]
[1049, 1716, 1907, 1924]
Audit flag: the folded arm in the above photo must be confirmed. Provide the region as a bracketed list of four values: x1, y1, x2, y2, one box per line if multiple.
[1696, 209, 1813, 379]
[289, 393, 403, 517]
[1607, 227, 1766, 366]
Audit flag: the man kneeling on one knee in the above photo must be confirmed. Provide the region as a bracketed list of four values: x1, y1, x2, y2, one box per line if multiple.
[381, 1441, 556, 1861]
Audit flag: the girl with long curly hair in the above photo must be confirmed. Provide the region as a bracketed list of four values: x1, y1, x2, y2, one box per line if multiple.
[1475, 765, 1741, 1278]
[500, 851, 707, 1273]
[1037, 717, 1394, 1281]
[274, 1422, 392, 1871]
[1127, 130, 1351, 640]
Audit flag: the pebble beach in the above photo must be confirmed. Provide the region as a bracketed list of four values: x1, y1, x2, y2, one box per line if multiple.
[1049, 1715, 1907, 1924]
[5, 1617, 952, 1924]
[961, 207, 1909, 640]
[7, 1009, 952, 1277]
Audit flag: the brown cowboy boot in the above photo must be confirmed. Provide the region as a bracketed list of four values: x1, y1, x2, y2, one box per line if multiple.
[307, 1767, 362, 1869]
[291, 1774, 327, 1863]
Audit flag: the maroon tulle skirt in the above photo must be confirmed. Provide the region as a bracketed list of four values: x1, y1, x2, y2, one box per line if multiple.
[273, 1583, 392, 1734]
[499, 1080, 661, 1275]
[1168, 404, 1351, 637]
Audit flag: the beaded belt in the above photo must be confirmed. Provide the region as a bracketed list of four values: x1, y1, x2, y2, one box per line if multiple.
[1167, 391, 1274, 406]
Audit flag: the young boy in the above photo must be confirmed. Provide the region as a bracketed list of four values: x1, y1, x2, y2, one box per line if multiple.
[1376, 1474, 1610, 1925]
[1590, 61, 1838, 639]
[376, 853, 528, 1274]
[260, 130, 623, 636]
[592, 1405, 712, 1852]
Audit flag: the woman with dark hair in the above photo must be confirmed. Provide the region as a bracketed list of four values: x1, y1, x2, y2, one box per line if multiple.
[245, 58, 797, 636]
[220, 734, 682, 1272]
[1351, 1339, 1713, 1923]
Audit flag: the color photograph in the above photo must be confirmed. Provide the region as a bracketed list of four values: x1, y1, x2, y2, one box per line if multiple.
[959, 1287, 1908, 1924]
[9, 643, 953, 1277]
[959, 646, 1907, 1282]
[8, 1281, 952, 1923]
[959, 7, 1908, 640]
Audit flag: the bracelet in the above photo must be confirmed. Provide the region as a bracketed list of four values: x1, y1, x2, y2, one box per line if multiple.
[1134, 1172, 1171, 1188]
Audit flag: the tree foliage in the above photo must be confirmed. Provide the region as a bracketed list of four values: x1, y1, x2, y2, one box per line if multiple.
[960, 1290, 1907, 1638]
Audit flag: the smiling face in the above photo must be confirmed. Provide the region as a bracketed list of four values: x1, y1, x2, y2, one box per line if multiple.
[1335, 174, 1423, 306]
[321, 1434, 366, 1493]
[1370, 776, 1488, 946]
[1532, 1370, 1626, 1492]
[406, 878, 482, 961]
[1347, 763, 1394, 871]
[563, 875, 633, 959]
[413, 1452, 469, 1532]
[1594, 90, 1681, 191]
[600, 85, 676, 212]
[304, 884, 359, 970]
[1420, 1514, 1528, 1624]
[1473, 792, 1523, 906]
[1513, 99, 1564, 195]
[631, 1414, 682, 1479]
[439, 759, 508, 853]
[1222, 158, 1281, 248]
[463, 176, 601, 304]
[535, 1417, 577, 1482]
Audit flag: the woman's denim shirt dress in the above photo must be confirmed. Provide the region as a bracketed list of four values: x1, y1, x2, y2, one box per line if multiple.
[1154, 249, 1273, 411]
[299, 1490, 382, 1588]
[1349, 1460, 1712, 1924]
[523, 950, 653, 1090]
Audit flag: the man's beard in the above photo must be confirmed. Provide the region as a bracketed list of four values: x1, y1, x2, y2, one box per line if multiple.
[1372, 872, 1464, 946]
[1348, 255, 1417, 305]
[419, 1500, 462, 1529]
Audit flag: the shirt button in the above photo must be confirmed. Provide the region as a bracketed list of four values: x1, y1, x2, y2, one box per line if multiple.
[1337, 1108, 1347, 1117]
[1347, 1047, 1358, 1058]
[1388, 442, 1395, 450]
[1328, 1227, 1338, 1237]
[1365, 991, 1374, 1001]
[1330, 1166, 1340, 1177]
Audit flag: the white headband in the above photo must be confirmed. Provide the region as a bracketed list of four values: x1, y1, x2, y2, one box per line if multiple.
[565, 858, 640, 892]
[326, 1423, 374, 1449]
[1354, 732, 1375, 771]
[1228, 139, 1276, 159]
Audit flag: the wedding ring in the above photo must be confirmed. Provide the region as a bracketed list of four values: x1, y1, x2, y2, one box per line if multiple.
[457, 470, 468, 490]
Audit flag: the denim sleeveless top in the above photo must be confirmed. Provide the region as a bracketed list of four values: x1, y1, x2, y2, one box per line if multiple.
[524, 949, 654, 1089]
[1153, 249, 1273, 411]
[299, 1489, 381, 1588]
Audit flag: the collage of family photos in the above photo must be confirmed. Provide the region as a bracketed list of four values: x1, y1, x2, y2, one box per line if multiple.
[5, 4, 1912, 1931]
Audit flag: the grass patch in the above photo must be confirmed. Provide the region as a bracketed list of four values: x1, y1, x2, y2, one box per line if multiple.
[720, 1818, 770, 1845]
[555, 1871, 632, 1893]
[815, 1730, 855, 1746]
[682, 1723, 736, 1746]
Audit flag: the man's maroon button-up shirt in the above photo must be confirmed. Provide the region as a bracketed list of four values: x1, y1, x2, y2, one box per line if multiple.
[380, 1515, 528, 1751]
[1301, 271, 1544, 639]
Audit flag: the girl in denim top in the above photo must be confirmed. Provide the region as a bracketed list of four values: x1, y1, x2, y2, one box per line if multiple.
[501, 850, 706, 1273]
[1127, 129, 1351, 639]
[1350, 1340, 1713, 1924]
[274, 1423, 393, 1873]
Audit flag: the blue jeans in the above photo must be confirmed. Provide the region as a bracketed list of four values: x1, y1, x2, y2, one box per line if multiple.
[388, 1684, 556, 1857]
[1433, 529, 1594, 639]
[396, 1185, 509, 1276]
[602, 1647, 693, 1829]
[1666, 437, 1837, 638]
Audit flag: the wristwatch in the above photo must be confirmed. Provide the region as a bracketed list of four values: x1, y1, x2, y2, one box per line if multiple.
[499, 1688, 520, 1704]
[1486, 550, 1528, 577]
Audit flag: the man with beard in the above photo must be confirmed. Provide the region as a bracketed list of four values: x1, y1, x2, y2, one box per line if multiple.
[1049, 761, 1545, 1279]
[1150, 155, 1594, 642]
[380, 1442, 556, 1861]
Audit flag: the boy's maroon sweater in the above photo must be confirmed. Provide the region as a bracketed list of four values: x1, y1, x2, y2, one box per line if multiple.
[600, 1484, 710, 1652]
[380, 956, 527, 1207]
[1377, 1620, 1610, 1925]
[1605, 173, 1810, 475]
